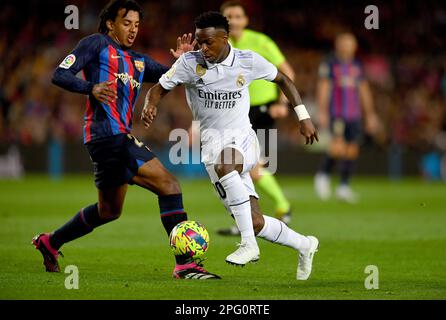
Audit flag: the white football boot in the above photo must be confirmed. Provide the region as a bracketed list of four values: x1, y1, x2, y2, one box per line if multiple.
[314, 173, 331, 200]
[225, 242, 260, 266]
[336, 185, 359, 203]
[297, 236, 319, 280]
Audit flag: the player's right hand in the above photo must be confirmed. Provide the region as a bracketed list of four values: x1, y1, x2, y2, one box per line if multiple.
[92, 80, 117, 105]
[299, 118, 319, 145]
[141, 105, 157, 129]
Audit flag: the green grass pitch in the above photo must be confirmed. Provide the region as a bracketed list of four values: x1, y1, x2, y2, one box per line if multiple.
[0, 175, 445, 299]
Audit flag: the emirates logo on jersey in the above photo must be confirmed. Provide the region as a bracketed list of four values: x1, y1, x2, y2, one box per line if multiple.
[114, 72, 141, 89]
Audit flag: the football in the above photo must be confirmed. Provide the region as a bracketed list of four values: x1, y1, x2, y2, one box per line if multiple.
[169, 220, 209, 258]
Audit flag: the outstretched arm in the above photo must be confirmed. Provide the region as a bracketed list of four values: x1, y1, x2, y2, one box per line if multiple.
[316, 77, 331, 130]
[52, 34, 118, 104]
[141, 83, 170, 129]
[52, 35, 101, 95]
[273, 70, 319, 145]
[273, 70, 303, 106]
[142, 53, 191, 128]
[269, 60, 296, 119]
[359, 80, 378, 134]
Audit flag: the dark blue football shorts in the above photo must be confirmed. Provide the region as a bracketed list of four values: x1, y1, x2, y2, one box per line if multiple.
[86, 133, 156, 189]
[330, 118, 362, 143]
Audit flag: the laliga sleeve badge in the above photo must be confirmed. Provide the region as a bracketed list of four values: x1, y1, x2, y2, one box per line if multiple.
[59, 54, 76, 69]
[134, 60, 145, 72]
[165, 66, 176, 79]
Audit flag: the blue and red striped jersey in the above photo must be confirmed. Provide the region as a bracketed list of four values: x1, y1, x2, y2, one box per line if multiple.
[319, 57, 365, 121]
[52, 33, 168, 143]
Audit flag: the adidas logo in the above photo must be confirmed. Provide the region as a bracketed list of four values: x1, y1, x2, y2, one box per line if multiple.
[184, 272, 215, 279]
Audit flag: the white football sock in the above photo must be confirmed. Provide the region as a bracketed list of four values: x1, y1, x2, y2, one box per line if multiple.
[257, 215, 310, 252]
[219, 170, 257, 245]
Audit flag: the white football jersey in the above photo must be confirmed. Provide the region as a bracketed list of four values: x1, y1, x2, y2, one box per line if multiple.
[159, 45, 278, 145]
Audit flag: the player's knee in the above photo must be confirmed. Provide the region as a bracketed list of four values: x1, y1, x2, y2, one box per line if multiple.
[214, 163, 242, 178]
[346, 144, 359, 159]
[214, 163, 230, 177]
[330, 141, 346, 158]
[98, 203, 122, 220]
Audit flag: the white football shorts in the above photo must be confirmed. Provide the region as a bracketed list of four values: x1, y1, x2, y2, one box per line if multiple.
[202, 128, 260, 214]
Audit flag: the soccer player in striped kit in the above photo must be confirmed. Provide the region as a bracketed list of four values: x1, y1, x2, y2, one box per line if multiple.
[32, 0, 220, 280]
[314, 33, 378, 203]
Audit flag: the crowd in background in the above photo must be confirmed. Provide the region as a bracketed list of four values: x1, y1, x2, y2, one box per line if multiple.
[1, 0, 445, 164]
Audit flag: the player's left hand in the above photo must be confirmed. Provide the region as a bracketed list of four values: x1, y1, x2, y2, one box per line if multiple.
[170, 33, 197, 58]
[268, 103, 289, 119]
[299, 119, 319, 145]
[141, 105, 157, 129]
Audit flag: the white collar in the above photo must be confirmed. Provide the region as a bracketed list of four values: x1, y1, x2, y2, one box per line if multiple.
[205, 44, 234, 69]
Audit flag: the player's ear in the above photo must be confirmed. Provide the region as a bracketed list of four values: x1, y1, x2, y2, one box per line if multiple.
[106, 20, 114, 32]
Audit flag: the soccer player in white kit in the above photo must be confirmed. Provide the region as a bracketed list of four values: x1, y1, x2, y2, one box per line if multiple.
[142, 12, 319, 280]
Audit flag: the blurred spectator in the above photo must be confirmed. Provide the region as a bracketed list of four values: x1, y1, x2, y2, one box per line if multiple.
[0, 0, 444, 164]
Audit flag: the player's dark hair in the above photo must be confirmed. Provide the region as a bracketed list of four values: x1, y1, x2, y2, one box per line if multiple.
[98, 0, 143, 34]
[220, 0, 246, 15]
[194, 11, 230, 33]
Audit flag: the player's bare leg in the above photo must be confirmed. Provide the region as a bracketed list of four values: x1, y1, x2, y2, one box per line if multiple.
[98, 185, 128, 219]
[133, 157, 220, 279]
[336, 143, 359, 203]
[315, 136, 345, 200]
[214, 147, 260, 266]
[32, 184, 128, 272]
[250, 197, 319, 280]
[133, 157, 182, 195]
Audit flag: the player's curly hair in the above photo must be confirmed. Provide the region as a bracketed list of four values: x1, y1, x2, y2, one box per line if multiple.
[194, 11, 230, 33]
[98, 0, 143, 34]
